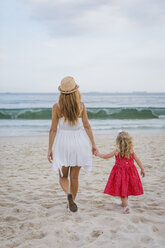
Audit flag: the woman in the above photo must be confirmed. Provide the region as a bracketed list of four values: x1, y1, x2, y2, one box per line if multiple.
[48, 76, 97, 212]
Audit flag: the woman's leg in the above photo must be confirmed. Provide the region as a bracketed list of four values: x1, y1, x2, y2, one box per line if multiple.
[70, 166, 81, 200]
[59, 166, 70, 194]
[59, 166, 78, 212]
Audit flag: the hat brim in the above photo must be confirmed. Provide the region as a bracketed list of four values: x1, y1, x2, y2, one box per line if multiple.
[58, 85, 79, 94]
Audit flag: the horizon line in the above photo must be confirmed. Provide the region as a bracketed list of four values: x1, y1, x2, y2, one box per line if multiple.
[0, 91, 165, 94]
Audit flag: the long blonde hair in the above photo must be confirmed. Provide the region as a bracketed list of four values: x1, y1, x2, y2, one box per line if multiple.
[58, 90, 82, 125]
[116, 131, 133, 158]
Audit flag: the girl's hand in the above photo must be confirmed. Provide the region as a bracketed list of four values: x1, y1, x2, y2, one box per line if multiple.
[94, 150, 103, 158]
[95, 151, 99, 156]
[141, 169, 145, 177]
[48, 150, 53, 163]
[96, 152, 104, 158]
[92, 144, 98, 155]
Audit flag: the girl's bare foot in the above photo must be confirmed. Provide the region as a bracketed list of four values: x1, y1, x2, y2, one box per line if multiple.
[123, 206, 130, 214]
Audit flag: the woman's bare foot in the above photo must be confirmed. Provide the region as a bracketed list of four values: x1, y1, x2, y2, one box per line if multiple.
[67, 194, 78, 212]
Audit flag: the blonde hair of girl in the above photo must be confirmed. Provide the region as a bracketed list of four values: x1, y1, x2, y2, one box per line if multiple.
[116, 131, 133, 158]
[58, 90, 82, 125]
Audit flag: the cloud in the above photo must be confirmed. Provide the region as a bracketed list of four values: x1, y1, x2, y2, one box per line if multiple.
[24, 0, 165, 36]
[24, 0, 109, 35]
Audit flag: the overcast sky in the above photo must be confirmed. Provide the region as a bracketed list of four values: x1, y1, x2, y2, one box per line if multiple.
[0, 0, 165, 93]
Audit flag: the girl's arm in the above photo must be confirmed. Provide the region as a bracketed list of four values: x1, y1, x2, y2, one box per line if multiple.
[134, 153, 145, 177]
[96, 149, 118, 159]
[48, 104, 59, 163]
[81, 103, 98, 155]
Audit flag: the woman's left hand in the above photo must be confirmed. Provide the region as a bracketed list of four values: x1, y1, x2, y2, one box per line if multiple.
[92, 144, 98, 155]
[48, 150, 53, 163]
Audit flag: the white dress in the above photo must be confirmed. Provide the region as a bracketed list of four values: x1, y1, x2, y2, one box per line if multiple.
[53, 117, 92, 176]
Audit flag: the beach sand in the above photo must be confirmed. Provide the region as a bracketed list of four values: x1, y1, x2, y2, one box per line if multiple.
[0, 133, 165, 248]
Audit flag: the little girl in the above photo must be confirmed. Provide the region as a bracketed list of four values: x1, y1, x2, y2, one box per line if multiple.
[96, 131, 145, 213]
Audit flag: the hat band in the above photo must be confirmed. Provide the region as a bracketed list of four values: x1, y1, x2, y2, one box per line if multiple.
[59, 84, 79, 94]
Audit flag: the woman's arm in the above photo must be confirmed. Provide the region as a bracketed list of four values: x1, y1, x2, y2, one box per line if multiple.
[81, 103, 98, 155]
[96, 149, 118, 159]
[134, 153, 145, 177]
[48, 104, 59, 163]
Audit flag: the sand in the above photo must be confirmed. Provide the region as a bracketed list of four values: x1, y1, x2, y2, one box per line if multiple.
[0, 133, 165, 248]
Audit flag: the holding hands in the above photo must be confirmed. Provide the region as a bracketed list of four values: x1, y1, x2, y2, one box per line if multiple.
[95, 151, 104, 158]
[92, 146, 104, 158]
[92, 144, 98, 155]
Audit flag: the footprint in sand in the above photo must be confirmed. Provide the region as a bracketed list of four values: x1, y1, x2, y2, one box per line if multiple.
[91, 230, 103, 238]
[130, 215, 140, 224]
[68, 233, 79, 241]
[140, 235, 153, 243]
[85, 229, 103, 242]
[4, 216, 20, 222]
[152, 225, 159, 232]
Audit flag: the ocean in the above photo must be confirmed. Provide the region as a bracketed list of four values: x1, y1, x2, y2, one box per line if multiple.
[0, 92, 165, 136]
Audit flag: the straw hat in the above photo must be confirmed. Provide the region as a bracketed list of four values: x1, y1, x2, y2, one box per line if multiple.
[58, 76, 79, 94]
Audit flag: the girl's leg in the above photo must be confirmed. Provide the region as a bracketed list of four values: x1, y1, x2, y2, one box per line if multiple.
[121, 197, 128, 207]
[121, 197, 130, 213]
[59, 166, 70, 194]
[70, 166, 81, 200]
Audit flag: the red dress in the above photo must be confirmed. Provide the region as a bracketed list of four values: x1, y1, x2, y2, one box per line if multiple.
[104, 153, 144, 197]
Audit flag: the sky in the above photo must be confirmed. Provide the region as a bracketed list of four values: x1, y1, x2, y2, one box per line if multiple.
[0, 0, 165, 93]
